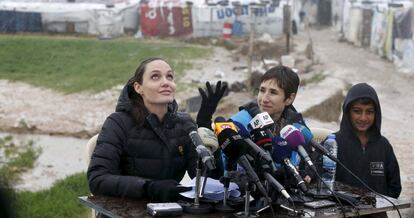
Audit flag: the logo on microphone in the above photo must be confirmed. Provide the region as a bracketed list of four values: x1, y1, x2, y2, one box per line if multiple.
[277, 140, 288, 146]
[280, 125, 295, 139]
[214, 122, 237, 135]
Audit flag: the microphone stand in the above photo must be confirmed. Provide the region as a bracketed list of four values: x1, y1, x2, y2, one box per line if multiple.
[182, 157, 213, 214]
[234, 181, 259, 218]
[215, 171, 235, 212]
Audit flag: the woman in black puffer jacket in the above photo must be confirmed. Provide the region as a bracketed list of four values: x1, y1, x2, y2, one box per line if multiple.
[87, 57, 198, 202]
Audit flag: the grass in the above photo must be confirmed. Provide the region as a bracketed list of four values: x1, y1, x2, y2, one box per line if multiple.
[0, 135, 41, 183]
[14, 172, 90, 218]
[0, 135, 89, 217]
[0, 35, 211, 93]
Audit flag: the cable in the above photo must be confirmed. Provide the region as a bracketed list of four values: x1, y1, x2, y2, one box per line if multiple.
[336, 161, 402, 218]
[312, 169, 360, 217]
[314, 170, 348, 217]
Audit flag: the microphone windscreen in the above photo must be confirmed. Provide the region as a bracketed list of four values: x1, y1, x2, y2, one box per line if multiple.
[272, 136, 292, 164]
[293, 123, 313, 144]
[233, 121, 250, 138]
[217, 128, 246, 161]
[214, 121, 238, 136]
[280, 125, 306, 149]
[230, 109, 252, 132]
[245, 106, 261, 117]
[198, 127, 219, 153]
[214, 116, 226, 123]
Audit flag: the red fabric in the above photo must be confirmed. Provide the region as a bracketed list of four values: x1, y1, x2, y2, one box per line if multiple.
[140, 3, 193, 37]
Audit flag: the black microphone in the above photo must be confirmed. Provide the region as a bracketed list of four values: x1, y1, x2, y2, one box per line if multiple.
[216, 128, 268, 199]
[273, 136, 308, 193]
[215, 120, 275, 168]
[184, 121, 216, 171]
[244, 137, 275, 168]
[263, 172, 293, 202]
[250, 128, 273, 153]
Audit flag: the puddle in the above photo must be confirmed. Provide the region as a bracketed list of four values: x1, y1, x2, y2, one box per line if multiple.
[0, 132, 88, 192]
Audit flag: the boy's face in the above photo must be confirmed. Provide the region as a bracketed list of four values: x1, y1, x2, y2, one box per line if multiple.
[257, 79, 295, 121]
[349, 102, 375, 134]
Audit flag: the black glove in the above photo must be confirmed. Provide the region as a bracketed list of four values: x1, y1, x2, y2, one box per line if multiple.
[145, 179, 191, 202]
[196, 81, 228, 129]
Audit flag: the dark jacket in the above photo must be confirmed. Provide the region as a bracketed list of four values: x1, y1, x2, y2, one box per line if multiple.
[335, 83, 401, 198]
[87, 84, 198, 199]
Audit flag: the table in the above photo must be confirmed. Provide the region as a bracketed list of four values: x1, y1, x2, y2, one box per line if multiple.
[79, 183, 411, 217]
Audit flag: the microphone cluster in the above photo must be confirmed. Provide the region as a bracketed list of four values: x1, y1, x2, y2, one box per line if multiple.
[184, 109, 341, 207]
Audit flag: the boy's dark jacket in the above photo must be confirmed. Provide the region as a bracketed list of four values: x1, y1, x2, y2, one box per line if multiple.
[87, 83, 198, 199]
[335, 83, 401, 198]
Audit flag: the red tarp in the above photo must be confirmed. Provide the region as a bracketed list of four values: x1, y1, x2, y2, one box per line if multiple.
[139, 3, 193, 36]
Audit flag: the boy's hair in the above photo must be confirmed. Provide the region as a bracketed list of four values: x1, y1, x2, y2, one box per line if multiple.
[260, 66, 300, 100]
[349, 97, 376, 111]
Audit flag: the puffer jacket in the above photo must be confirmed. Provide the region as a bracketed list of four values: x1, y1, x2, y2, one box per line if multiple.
[87, 83, 198, 199]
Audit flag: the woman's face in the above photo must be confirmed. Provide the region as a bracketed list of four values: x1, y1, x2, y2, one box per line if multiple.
[257, 79, 295, 121]
[134, 60, 176, 107]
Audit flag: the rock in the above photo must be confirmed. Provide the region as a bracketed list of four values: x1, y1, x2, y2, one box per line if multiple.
[281, 55, 295, 68]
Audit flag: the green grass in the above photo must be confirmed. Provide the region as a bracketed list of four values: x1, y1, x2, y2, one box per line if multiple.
[14, 172, 90, 218]
[0, 35, 211, 93]
[0, 135, 89, 217]
[0, 135, 42, 183]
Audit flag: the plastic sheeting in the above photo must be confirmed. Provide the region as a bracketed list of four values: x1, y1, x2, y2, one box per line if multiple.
[370, 8, 387, 56]
[0, 1, 140, 36]
[0, 10, 42, 32]
[346, 7, 363, 45]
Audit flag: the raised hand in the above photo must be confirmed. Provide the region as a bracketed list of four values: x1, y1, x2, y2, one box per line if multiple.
[196, 81, 228, 129]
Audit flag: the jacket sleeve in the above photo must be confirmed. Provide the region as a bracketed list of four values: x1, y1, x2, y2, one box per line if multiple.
[384, 139, 402, 198]
[87, 113, 148, 199]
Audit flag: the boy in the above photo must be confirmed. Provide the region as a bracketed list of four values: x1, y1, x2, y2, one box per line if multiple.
[335, 83, 401, 198]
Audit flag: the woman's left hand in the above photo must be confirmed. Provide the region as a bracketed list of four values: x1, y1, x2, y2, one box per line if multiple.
[196, 81, 227, 128]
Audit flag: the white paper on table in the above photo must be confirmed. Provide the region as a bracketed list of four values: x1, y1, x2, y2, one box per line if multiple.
[179, 176, 240, 200]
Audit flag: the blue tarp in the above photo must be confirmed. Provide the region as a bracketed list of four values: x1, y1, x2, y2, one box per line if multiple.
[0, 10, 42, 32]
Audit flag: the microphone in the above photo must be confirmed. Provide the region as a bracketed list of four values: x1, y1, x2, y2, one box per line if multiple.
[197, 127, 219, 154]
[230, 109, 252, 131]
[250, 128, 273, 153]
[280, 125, 317, 172]
[213, 119, 238, 136]
[184, 122, 216, 171]
[216, 128, 248, 162]
[293, 123, 339, 163]
[249, 111, 274, 130]
[229, 110, 253, 138]
[216, 128, 268, 199]
[273, 136, 308, 193]
[263, 172, 293, 202]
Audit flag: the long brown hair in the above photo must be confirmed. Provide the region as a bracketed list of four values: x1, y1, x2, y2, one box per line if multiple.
[127, 57, 169, 126]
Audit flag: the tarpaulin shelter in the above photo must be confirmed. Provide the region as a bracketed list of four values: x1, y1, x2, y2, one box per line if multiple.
[0, 0, 140, 36]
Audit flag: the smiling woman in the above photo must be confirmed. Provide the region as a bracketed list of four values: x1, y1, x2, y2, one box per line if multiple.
[87, 57, 198, 203]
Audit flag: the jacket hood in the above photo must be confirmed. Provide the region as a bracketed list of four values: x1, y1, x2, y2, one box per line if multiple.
[340, 83, 382, 140]
[115, 82, 179, 114]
